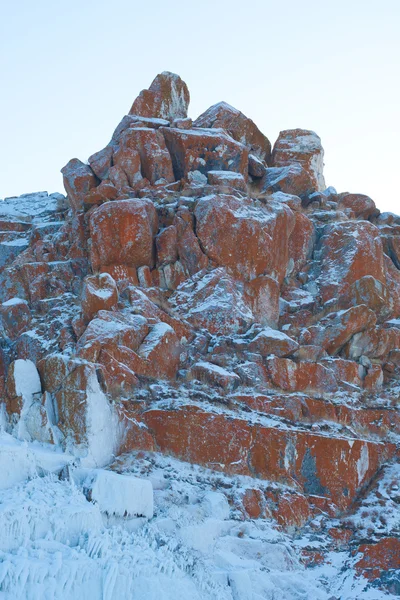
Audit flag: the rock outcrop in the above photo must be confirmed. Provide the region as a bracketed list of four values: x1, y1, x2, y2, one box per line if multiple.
[1, 71, 399, 596]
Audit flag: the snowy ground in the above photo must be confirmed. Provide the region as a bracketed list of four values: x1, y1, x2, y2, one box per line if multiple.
[0, 431, 394, 600]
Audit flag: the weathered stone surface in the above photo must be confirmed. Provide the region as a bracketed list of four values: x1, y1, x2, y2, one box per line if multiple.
[171, 268, 254, 336]
[191, 361, 240, 391]
[265, 357, 338, 396]
[317, 220, 385, 303]
[88, 146, 113, 180]
[246, 327, 299, 357]
[139, 406, 394, 509]
[120, 127, 174, 185]
[355, 538, 400, 583]
[112, 144, 142, 188]
[287, 212, 315, 275]
[243, 275, 280, 328]
[248, 154, 267, 178]
[195, 195, 294, 282]
[271, 129, 325, 191]
[351, 275, 392, 321]
[77, 310, 149, 363]
[174, 209, 208, 276]
[127, 286, 193, 342]
[61, 158, 98, 212]
[81, 273, 119, 322]
[207, 170, 247, 192]
[320, 357, 363, 388]
[155, 225, 178, 265]
[337, 193, 379, 220]
[129, 71, 190, 121]
[0, 298, 31, 340]
[162, 127, 248, 181]
[301, 306, 377, 355]
[138, 322, 180, 380]
[89, 199, 158, 271]
[261, 164, 315, 199]
[194, 101, 271, 162]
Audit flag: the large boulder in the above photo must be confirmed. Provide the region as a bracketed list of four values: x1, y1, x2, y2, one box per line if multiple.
[316, 220, 386, 303]
[301, 305, 377, 355]
[337, 193, 379, 220]
[119, 127, 174, 185]
[81, 273, 119, 322]
[265, 357, 338, 396]
[260, 163, 315, 199]
[171, 268, 254, 336]
[129, 71, 190, 121]
[246, 327, 299, 357]
[162, 127, 248, 181]
[61, 158, 98, 212]
[271, 129, 325, 191]
[194, 195, 294, 282]
[89, 199, 158, 271]
[0, 298, 31, 340]
[193, 101, 271, 162]
[137, 322, 181, 380]
[77, 310, 149, 363]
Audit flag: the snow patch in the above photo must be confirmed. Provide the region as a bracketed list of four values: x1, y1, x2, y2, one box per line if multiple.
[85, 469, 153, 518]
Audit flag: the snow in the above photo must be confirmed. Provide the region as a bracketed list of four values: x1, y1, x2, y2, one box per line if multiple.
[85, 470, 153, 518]
[12, 359, 41, 400]
[78, 369, 119, 468]
[0, 432, 73, 490]
[357, 443, 369, 484]
[0, 192, 67, 220]
[0, 436, 392, 600]
[1, 297, 27, 307]
[139, 322, 173, 358]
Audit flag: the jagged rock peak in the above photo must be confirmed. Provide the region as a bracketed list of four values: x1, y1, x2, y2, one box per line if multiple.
[129, 71, 190, 121]
[194, 100, 272, 163]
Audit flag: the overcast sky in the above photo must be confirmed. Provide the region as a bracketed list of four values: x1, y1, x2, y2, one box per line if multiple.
[1, 0, 399, 213]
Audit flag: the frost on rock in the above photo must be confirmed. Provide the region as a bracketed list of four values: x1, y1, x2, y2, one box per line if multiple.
[1, 72, 400, 599]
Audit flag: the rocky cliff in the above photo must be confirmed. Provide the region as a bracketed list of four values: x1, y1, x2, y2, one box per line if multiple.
[0, 71, 399, 597]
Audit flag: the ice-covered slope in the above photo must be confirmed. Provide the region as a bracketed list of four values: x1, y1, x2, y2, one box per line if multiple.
[1, 433, 396, 599]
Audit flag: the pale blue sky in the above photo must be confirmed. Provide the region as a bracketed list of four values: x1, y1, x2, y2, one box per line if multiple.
[1, 0, 399, 212]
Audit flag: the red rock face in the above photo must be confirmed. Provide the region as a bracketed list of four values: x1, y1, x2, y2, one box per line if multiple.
[302, 305, 377, 355]
[194, 195, 294, 282]
[81, 273, 119, 322]
[0, 298, 31, 340]
[89, 199, 158, 271]
[120, 127, 174, 185]
[355, 538, 400, 582]
[265, 357, 338, 396]
[162, 127, 249, 181]
[261, 163, 315, 198]
[4, 73, 400, 577]
[288, 212, 315, 275]
[139, 405, 394, 510]
[271, 129, 326, 191]
[194, 101, 271, 162]
[317, 220, 385, 303]
[61, 159, 98, 212]
[129, 71, 190, 121]
[171, 268, 254, 336]
[337, 192, 379, 220]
